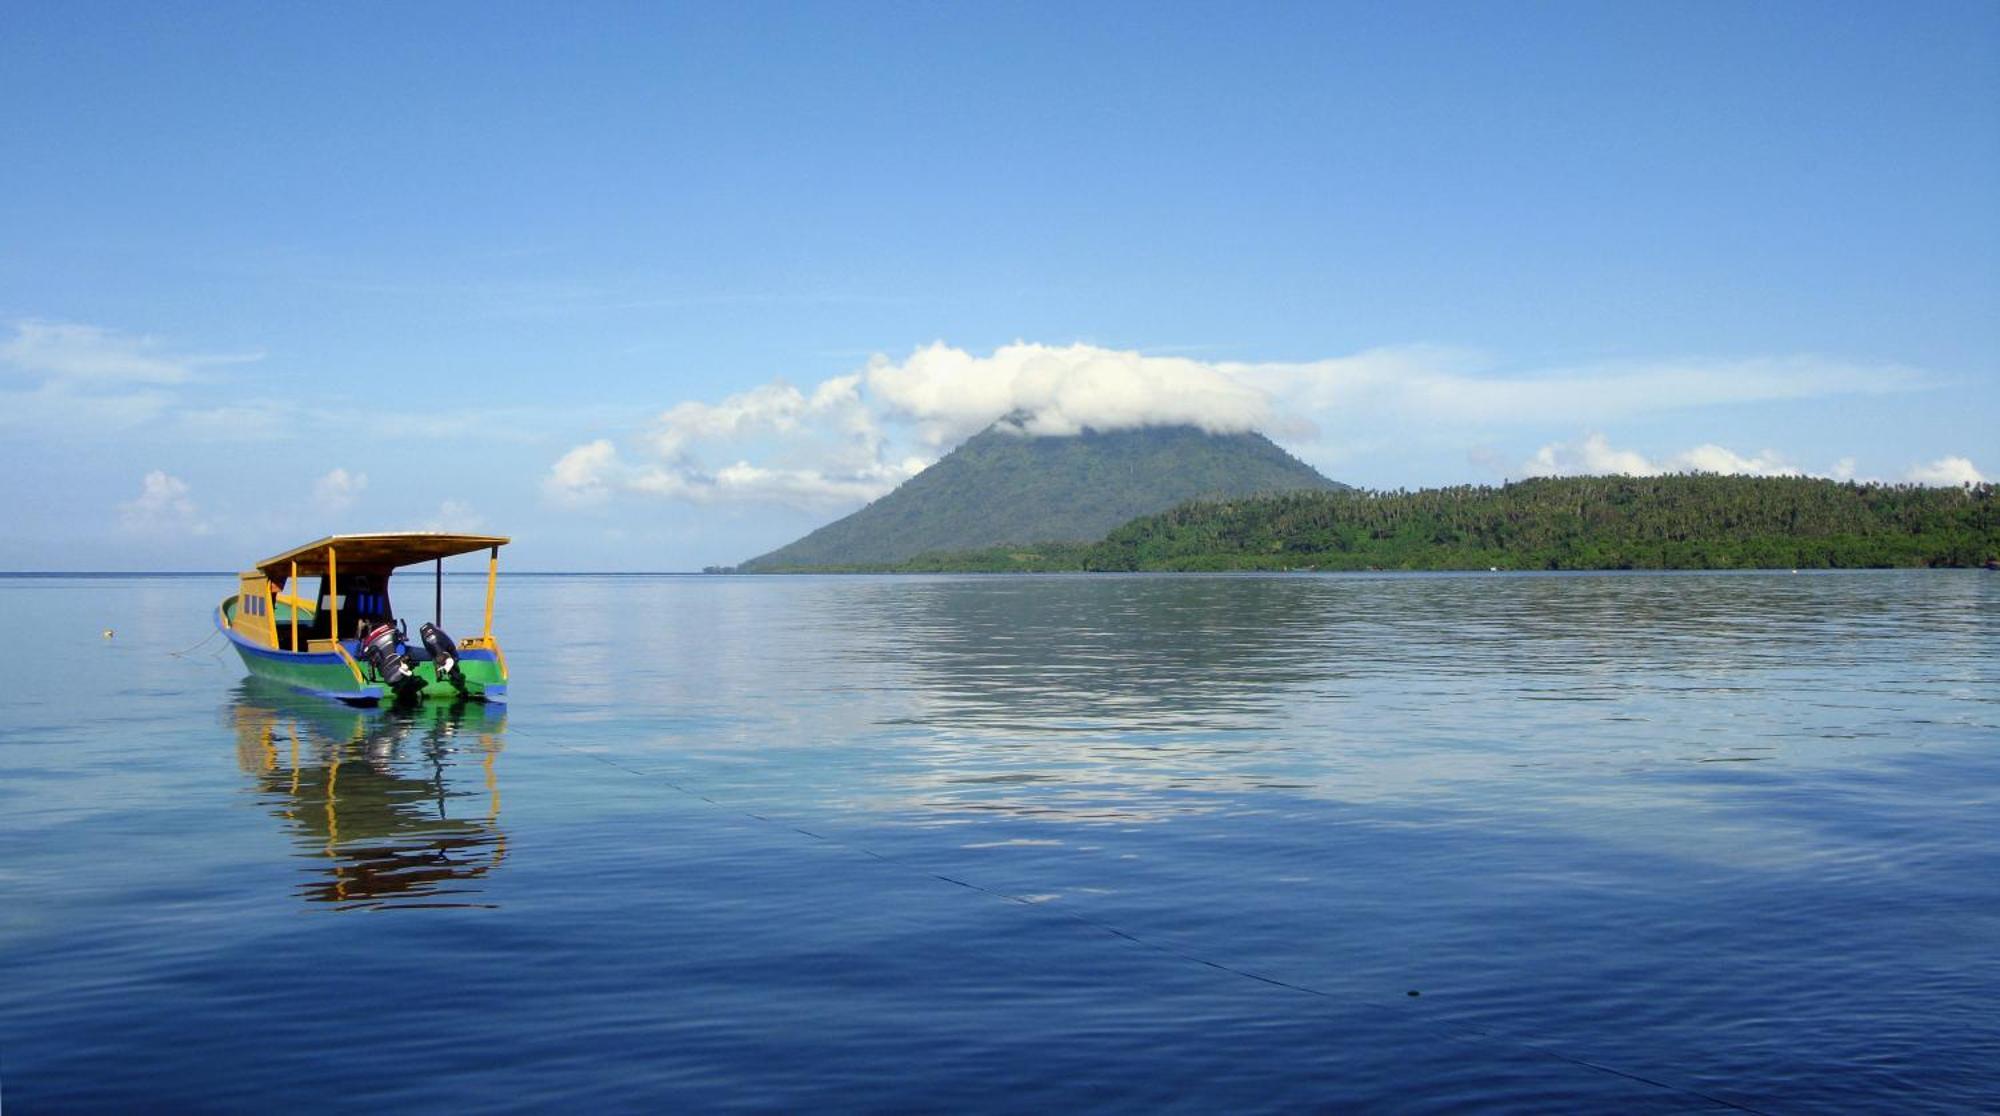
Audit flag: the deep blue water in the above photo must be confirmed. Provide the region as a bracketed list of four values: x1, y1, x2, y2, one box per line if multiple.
[1, 571, 1996, 1113]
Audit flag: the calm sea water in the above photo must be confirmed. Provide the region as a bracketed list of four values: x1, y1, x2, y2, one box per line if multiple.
[1, 571, 1995, 1113]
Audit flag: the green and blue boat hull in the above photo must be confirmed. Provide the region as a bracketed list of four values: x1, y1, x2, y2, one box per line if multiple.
[217, 606, 506, 706]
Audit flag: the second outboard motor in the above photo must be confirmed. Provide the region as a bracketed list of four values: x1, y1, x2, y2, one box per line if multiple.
[358, 622, 424, 697]
[419, 622, 464, 686]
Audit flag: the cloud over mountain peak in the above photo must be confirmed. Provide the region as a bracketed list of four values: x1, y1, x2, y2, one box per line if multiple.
[544, 341, 1947, 512]
[867, 341, 1276, 446]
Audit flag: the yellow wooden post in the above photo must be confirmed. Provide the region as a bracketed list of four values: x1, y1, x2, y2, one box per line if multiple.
[327, 545, 339, 643]
[482, 545, 498, 639]
[289, 560, 300, 651]
[263, 578, 280, 648]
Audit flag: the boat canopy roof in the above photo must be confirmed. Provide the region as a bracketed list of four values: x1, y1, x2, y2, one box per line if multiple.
[255, 532, 510, 581]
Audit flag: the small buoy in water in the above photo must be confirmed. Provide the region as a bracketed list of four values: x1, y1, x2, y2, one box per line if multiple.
[102, 628, 114, 639]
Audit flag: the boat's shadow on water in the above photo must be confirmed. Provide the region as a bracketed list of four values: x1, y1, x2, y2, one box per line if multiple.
[225, 680, 509, 910]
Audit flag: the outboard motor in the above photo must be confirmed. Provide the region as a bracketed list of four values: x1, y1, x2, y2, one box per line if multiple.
[358, 622, 424, 698]
[419, 622, 464, 686]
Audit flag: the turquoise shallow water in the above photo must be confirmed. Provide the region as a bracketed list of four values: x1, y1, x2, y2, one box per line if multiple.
[2, 571, 1996, 1112]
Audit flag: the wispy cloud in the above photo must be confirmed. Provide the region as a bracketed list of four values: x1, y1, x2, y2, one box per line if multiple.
[1234, 348, 1925, 435]
[0, 320, 264, 433]
[0, 317, 627, 450]
[0, 320, 259, 386]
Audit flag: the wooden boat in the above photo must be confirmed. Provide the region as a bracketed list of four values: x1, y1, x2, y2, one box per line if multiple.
[217, 532, 510, 705]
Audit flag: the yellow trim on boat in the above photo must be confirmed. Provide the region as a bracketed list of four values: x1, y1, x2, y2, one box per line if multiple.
[482, 545, 498, 639]
[331, 641, 368, 688]
[328, 545, 339, 643]
[289, 560, 299, 651]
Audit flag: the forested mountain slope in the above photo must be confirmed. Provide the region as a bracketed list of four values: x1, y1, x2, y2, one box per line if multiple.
[741, 423, 1343, 570]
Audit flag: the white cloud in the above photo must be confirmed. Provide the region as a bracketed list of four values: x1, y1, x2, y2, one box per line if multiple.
[647, 374, 876, 459]
[698, 457, 928, 505]
[1672, 443, 1805, 477]
[867, 341, 1275, 447]
[1524, 433, 1807, 478]
[118, 470, 209, 535]
[1903, 456, 1986, 486]
[547, 341, 1933, 511]
[545, 439, 620, 505]
[549, 369, 924, 509]
[630, 459, 927, 506]
[312, 467, 368, 511]
[1526, 434, 1660, 477]
[550, 434, 925, 510]
[1523, 436, 1991, 487]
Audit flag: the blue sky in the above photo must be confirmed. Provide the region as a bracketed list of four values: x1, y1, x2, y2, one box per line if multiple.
[3, 2, 1995, 570]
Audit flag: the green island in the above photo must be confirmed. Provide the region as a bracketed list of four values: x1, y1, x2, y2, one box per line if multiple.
[783, 475, 1999, 573]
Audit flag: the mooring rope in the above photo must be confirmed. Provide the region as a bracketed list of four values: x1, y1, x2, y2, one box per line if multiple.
[549, 740, 1769, 1114]
[166, 627, 225, 660]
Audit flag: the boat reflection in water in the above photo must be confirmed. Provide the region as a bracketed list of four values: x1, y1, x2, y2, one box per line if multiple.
[228, 681, 508, 909]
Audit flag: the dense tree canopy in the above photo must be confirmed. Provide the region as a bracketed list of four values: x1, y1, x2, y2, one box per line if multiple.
[835, 476, 1998, 572]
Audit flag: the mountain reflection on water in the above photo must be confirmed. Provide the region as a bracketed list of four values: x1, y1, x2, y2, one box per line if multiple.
[228, 683, 506, 909]
[789, 573, 1996, 827]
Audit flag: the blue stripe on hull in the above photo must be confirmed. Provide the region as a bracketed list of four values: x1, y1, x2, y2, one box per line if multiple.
[231, 637, 353, 667]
